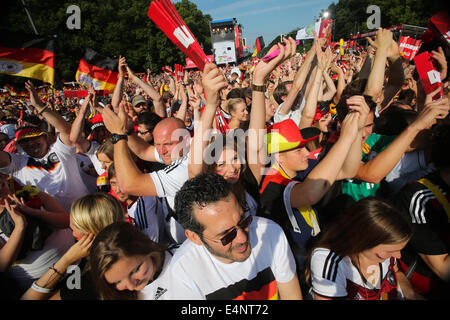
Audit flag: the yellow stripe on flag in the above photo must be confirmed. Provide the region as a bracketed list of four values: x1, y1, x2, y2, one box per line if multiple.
[0, 57, 54, 85]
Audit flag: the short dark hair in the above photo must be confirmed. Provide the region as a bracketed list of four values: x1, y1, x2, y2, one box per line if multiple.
[273, 82, 288, 105]
[226, 88, 243, 100]
[175, 173, 233, 235]
[137, 111, 162, 129]
[336, 93, 376, 123]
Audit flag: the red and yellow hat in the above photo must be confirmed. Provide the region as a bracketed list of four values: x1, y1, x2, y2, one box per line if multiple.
[266, 119, 320, 154]
[15, 126, 46, 142]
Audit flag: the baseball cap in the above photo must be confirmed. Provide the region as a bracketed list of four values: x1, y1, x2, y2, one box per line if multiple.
[132, 95, 147, 108]
[88, 114, 105, 131]
[266, 119, 320, 154]
[15, 126, 46, 142]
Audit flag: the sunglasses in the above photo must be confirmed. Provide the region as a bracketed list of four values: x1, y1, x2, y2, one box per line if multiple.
[203, 214, 253, 246]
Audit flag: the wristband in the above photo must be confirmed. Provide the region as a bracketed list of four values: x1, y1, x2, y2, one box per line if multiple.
[31, 281, 53, 294]
[49, 264, 64, 276]
[251, 83, 267, 92]
[37, 106, 49, 115]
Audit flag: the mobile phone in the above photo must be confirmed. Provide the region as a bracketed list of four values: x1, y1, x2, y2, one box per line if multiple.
[262, 40, 301, 62]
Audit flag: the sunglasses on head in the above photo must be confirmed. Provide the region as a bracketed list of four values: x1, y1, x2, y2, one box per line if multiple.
[206, 214, 253, 246]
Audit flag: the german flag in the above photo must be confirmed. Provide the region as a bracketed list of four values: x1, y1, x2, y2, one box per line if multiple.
[252, 36, 265, 57]
[75, 48, 118, 92]
[0, 32, 55, 85]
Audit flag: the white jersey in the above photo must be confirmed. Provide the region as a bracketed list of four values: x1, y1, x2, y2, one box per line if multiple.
[1, 228, 74, 291]
[83, 140, 103, 175]
[0, 137, 89, 212]
[149, 154, 190, 244]
[273, 91, 305, 126]
[310, 248, 404, 299]
[127, 196, 166, 243]
[140, 247, 177, 300]
[166, 216, 297, 300]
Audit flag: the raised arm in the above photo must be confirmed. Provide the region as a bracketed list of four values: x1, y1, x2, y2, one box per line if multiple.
[21, 233, 94, 300]
[100, 104, 157, 196]
[111, 56, 127, 113]
[69, 89, 93, 153]
[291, 110, 360, 208]
[249, 37, 297, 184]
[188, 63, 228, 179]
[363, 29, 393, 100]
[357, 91, 449, 183]
[25, 80, 73, 146]
[127, 65, 166, 118]
[278, 40, 316, 116]
[0, 199, 27, 272]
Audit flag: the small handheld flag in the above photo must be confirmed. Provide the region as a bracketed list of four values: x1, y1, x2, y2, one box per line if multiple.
[147, 0, 208, 71]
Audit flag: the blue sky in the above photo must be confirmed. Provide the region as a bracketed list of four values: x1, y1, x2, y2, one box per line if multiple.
[184, 0, 336, 48]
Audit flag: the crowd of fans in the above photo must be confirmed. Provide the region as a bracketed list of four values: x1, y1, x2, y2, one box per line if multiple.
[0, 28, 449, 300]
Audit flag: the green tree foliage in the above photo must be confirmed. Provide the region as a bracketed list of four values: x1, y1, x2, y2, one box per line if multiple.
[326, 0, 443, 41]
[1, 0, 211, 86]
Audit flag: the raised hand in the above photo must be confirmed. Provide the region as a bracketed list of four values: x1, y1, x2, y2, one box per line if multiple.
[61, 233, 95, 265]
[4, 196, 27, 230]
[25, 80, 44, 109]
[201, 63, 228, 107]
[98, 104, 127, 135]
[367, 28, 393, 52]
[346, 95, 371, 130]
[118, 56, 127, 77]
[414, 88, 449, 130]
[431, 47, 447, 81]
[253, 37, 297, 84]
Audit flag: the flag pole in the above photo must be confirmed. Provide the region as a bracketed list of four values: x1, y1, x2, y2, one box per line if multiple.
[20, 0, 39, 35]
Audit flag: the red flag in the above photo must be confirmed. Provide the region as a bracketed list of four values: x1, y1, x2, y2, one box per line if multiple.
[63, 90, 109, 98]
[398, 36, 422, 60]
[148, 0, 208, 71]
[414, 51, 443, 101]
[427, 11, 450, 47]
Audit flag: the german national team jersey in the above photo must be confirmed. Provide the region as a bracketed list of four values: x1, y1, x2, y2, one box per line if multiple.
[0, 136, 89, 212]
[166, 217, 296, 300]
[310, 248, 405, 300]
[127, 196, 166, 243]
[260, 166, 321, 269]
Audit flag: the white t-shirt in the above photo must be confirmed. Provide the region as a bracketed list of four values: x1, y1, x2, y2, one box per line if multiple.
[1, 228, 74, 291]
[139, 247, 176, 300]
[127, 196, 166, 243]
[83, 140, 103, 175]
[0, 137, 89, 212]
[273, 91, 305, 126]
[149, 154, 190, 244]
[166, 216, 297, 300]
[310, 248, 405, 300]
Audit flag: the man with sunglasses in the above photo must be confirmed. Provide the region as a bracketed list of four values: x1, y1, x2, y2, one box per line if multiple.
[167, 173, 303, 300]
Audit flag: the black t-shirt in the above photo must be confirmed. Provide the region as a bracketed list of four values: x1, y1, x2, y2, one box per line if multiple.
[395, 171, 450, 279]
[59, 259, 99, 300]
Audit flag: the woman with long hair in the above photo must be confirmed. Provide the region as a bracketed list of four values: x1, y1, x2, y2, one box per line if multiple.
[89, 221, 173, 300]
[305, 197, 421, 300]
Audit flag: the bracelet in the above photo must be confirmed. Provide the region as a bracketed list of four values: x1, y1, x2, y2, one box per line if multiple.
[49, 265, 64, 277]
[37, 106, 49, 115]
[31, 281, 53, 294]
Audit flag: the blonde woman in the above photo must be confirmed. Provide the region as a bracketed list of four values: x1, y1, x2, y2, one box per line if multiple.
[21, 193, 126, 300]
[227, 98, 249, 130]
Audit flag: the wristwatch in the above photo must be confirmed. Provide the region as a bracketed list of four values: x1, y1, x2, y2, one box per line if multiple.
[251, 83, 267, 92]
[110, 133, 128, 144]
